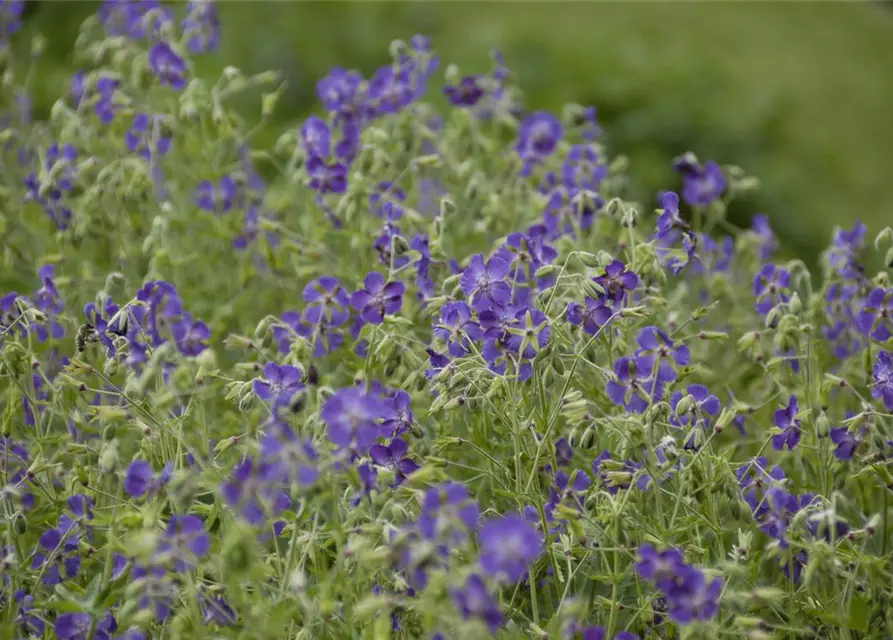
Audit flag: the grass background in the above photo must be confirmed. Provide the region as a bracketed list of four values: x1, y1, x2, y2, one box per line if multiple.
[13, 1, 893, 263]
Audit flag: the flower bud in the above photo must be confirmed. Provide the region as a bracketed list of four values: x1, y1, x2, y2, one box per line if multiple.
[13, 512, 27, 536]
[99, 440, 119, 473]
[816, 411, 830, 438]
[576, 252, 601, 268]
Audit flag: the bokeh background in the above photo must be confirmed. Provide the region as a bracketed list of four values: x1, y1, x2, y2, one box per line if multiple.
[13, 1, 893, 265]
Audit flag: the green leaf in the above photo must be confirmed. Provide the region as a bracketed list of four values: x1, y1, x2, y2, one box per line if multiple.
[848, 595, 869, 632]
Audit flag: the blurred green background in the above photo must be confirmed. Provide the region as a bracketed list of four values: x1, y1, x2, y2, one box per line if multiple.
[15, 1, 893, 263]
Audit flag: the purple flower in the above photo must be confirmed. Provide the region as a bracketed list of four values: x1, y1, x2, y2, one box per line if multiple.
[460, 254, 511, 312]
[418, 482, 479, 545]
[496, 227, 558, 286]
[170, 315, 210, 356]
[0, 0, 24, 43]
[751, 214, 778, 260]
[669, 384, 721, 448]
[126, 113, 172, 161]
[566, 297, 614, 335]
[100, 0, 171, 38]
[541, 185, 599, 239]
[516, 111, 563, 176]
[636, 545, 722, 624]
[606, 356, 662, 414]
[823, 282, 865, 359]
[155, 515, 210, 572]
[260, 421, 319, 488]
[13, 590, 44, 636]
[753, 264, 792, 316]
[574, 627, 639, 640]
[31, 516, 84, 585]
[594, 260, 639, 304]
[444, 76, 486, 107]
[859, 287, 893, 341]
[351, 273, 405, 325]
[196, 175, 238, 214]
[434, 301, 482, 358]
[254, 363, 305, 409]
[124, 459, 173, 498]
[675, 157, 726, 207]
[199, 592, 237, 625]
[381, 390, 414, 437]
[316, 67, 366, 122]
[826, 221, 867, 280]
[633, 326, 691, 385]
[873, 351, 893, 410]
[182, 0, 220, 54]
[221, 457, 290, 525]
[656, 191, 684, 238]
[54, 611, 118, 640]
[32, 264, 65, 341]
[635, 544, 686, 583]
[301, 276, 351, 356]
[830, 425, 865, 461]
[130, 563, 173, 622]
[367, 65, 415, 116]
[772, 395, 801, 451]
[479, 513, 542, 583]
[662, 564, 723, 624]
[321, 387, 394, 452]
[149, 42, 188, 90]
[370, 438, 420, 485]
[451, 574, 503, 632]
[561, 143, 606, 190]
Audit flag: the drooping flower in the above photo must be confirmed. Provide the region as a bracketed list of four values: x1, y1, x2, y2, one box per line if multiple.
[149, 42, 188, 90]
[479, 513, 542, 583]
